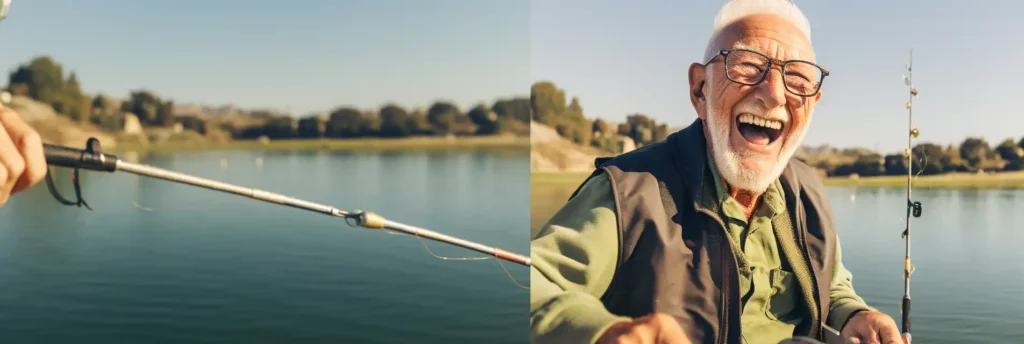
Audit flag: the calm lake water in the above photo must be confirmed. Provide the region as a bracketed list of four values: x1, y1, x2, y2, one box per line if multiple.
[0, 150, 530, 343]
[532, 181, 1024, 343]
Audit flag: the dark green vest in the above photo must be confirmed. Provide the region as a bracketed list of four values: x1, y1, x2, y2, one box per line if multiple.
[571, 119, 838, 344]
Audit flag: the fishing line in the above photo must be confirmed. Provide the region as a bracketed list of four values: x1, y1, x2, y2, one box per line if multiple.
[132, 202, 154, 211]
[354, 217, 529, 289]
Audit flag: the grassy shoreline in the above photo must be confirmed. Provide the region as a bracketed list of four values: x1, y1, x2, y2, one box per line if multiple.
[822, 171, 1024, 189]
[109, 135, 530, 154]
[531, 170, 1024, 190]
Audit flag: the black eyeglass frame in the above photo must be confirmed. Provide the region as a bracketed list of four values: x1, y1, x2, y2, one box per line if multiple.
[702, 49, 830, 97]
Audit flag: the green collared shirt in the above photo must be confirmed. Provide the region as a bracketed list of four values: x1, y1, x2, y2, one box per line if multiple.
[706, 151, 803, 343]
[530, 154, 873, 344]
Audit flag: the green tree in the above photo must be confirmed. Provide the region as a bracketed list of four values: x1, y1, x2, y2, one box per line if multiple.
[593, 119, 610, 137]
[7, 56, 93, 121]
[913, 143, 949, 175]
[326, 107, 371, 138]
[7, 56, 65, 105]
[617, 123, 630, 137]
[427, 101, 460, 135]
[996, 139, 1024, 171]
[530, 81, 566, 125]
[852, 153, 885, 176]
[493, 116, 529, 136]
[563, 97, 585, 120]
[177, 115, 207, 135]
[467, 104, 498, 135]
[378, 104, 413, 137]
[959, 137, 990, 170]
[91, 94, 121, 115]
[157, 100, 175, 127]
[297, 116, 325, 138]
[127, 90, 160, 125]
[407, 110, 432, 135]
[942, 145, 968, 172]
[263, 117, 297, 138]
[63, 72, 89, 123]
[491, 98, 530, 123]
[884, 154, 908, 175]
[625, 113, 658, 146]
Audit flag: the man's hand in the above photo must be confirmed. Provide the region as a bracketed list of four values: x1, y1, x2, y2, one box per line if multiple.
[841, 310, 902, 344]
[0, 104, 46, 208]
[596, 313, 691, 344]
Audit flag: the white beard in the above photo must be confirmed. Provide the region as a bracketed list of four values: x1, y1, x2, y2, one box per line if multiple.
[705, 94, 811, 194]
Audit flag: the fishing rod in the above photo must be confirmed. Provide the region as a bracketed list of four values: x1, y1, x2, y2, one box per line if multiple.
[35, 138, 531, 268]
[782, 51, 927, 344]
[900, 49, 923, 344]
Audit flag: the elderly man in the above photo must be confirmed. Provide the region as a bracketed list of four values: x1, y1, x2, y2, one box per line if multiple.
[529, 1, 901, 344]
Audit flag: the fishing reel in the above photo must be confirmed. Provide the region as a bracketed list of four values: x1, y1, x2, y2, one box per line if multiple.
[902, 199, 922, 238]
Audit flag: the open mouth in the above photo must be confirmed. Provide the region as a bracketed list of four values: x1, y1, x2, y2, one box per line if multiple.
[736, 113, 784, 146]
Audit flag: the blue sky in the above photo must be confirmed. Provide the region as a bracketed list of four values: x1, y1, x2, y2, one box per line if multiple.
[531, 0, 1024, 153]
[0, 0, 529, 116]
[0, 1, 1019, 152]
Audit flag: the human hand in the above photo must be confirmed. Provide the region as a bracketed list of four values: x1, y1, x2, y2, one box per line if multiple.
[596, 313, 691, 344]
[0, 101, 47, 207]
[840, 310, 902, 344]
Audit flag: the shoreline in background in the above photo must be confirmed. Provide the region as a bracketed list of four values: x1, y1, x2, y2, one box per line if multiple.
[96, 135, 530, 155]
[531, 170, 1024, 190]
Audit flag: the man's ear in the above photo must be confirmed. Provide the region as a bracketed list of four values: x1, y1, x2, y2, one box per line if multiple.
[688, 63, 708, 120]
[803, 90, 822, 114]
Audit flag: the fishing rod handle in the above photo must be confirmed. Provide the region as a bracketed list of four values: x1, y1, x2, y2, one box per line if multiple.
[901, 296, 911, 335]
[43, 142, 118, 172]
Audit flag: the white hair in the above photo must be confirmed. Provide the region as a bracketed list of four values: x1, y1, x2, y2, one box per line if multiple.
[705, 0, 812, 60]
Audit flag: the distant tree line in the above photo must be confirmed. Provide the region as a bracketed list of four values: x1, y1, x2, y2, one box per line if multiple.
[809, 137, 1024, 177]
[5, 55, 530, 141]
[531, 81, 670, 153]
[230, 98, 530, 140]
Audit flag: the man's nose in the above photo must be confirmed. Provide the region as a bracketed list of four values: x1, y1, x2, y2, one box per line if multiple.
[753, 68, 787, 109]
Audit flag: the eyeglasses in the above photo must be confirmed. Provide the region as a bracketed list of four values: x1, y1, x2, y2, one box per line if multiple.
[703, 49, 829, 97]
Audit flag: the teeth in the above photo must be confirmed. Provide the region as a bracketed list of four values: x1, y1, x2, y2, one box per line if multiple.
[738, 113, 783, 130]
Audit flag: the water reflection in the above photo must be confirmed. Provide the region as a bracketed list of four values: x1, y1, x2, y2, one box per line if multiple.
[0, 150, 529, 344]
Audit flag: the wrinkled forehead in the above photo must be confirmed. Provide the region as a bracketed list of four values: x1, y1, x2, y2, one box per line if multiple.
[706, 13, 815, 62]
